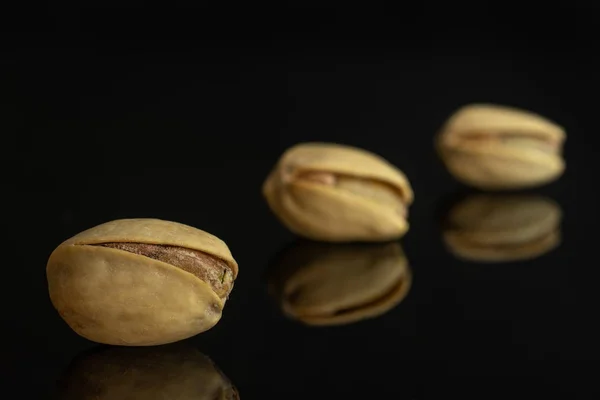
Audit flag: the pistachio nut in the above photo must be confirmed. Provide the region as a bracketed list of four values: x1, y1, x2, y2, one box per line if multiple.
[436, 104, 566, 190]
[442, 194, 561, 262]
[262, 142, 414, 242]
[46, 218, 238, 346]
[267, 240, 412, 326]
[56, 343, 239, 400]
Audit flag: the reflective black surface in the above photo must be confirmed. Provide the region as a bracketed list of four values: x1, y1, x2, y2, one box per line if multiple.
[56, 343, 239, 399]
[4, 16, 600, 399]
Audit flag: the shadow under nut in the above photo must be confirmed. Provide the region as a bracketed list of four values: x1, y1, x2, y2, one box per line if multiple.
[283, 269, 412, 326]
[57, 344, 240, 400]
[274, 242, 412, 326]
[442, 194, 562, 262]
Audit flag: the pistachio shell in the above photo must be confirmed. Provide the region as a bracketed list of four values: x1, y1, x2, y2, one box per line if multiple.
[436, 104, 566, 190]
[442, 194, 562, 262]
[267, 241, 412, 326]
[60, 218, 238, 277]
[57, 343, 239, 400]
[441, 103, 565, 142]
[47, 218, 238, 346]
[263, 143, 413, 242]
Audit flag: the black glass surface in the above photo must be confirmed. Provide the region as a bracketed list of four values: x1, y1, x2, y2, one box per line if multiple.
[4, 13, 600, 399]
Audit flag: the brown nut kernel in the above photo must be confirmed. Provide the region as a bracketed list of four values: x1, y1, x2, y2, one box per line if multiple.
[46, 218, 238, 346]
[97, 242, 234, 299]
[57, 343, 240, 400]
[263, 142, 414, 242]
[435, 104, 566, 190]
[267, 240, 412, 326]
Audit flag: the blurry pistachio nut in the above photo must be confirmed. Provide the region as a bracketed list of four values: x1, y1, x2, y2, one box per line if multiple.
[263, 142, 414, 242]
[268, 241, 412, 326]
[443, 194, 561, 262]
[57, 343, 239, 400]
[436, 104, 566, 190]
[46, 218, 238, 346]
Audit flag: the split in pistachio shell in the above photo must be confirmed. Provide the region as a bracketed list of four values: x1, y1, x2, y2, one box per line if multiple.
[267, 240, 412, 326]
[56, 343, 239, 400]
[436, 104, 566, 190]
[263, 142, 414, 242]
[46, 218, 238, 346]
[442, 194, 562, 262]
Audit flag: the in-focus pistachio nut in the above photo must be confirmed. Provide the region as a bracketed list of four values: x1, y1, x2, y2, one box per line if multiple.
[263, 142, 414, 242]
[435, 104, 566, 190]
[442, 194, 561, 262]
[56, 343, 239, 400]
[267, 240, 412, 326]
[47, 218, 238, 346]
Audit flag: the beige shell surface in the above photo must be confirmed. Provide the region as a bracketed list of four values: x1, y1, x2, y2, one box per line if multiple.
[436, 104, 566, 189]
[439, 103, 565, 142]
[438, 148, 564, 190]
[60, 218, 238, 277]
[58, 344, 239, 400]
[443, 195, 562, 262]
[47, 245, 224, 346]
[279, 243, 412, 326]
[263, 143, 412, 242]
[276, 142, 413, 203]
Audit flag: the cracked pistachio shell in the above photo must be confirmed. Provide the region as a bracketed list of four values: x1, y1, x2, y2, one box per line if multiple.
[46, 218, 238, 346]
[443, 194, 561, 262]
[436, 104, 566, 190]
[57, 343, 239, 400]
[262, 142, 414, 242]
[267, 241, 412, 326]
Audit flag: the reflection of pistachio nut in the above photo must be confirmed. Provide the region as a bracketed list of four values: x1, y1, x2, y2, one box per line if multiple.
[47, 218, 238, 346]
[263, 142, 414, 242]
[57, 344, 239, 400]
[443, 195, 561, 262]
[436, 104, 566, 190]
[268, 241, 412, 326]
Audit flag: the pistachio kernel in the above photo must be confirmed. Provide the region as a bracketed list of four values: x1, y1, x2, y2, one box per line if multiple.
[95, 243, 234, 300]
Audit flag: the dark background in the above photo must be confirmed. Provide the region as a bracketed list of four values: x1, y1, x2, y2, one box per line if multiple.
[2, 7, 599, 399]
